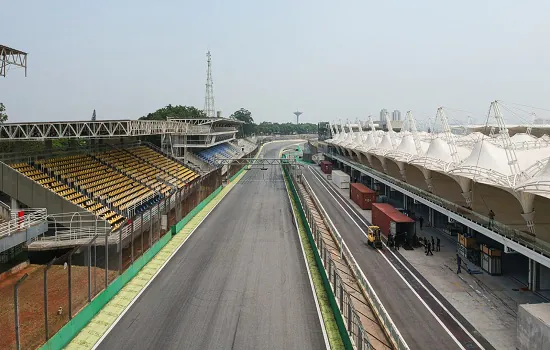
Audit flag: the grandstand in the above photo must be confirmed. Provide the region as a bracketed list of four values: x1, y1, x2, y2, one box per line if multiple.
[322, 103, 550, 294]
[161, 116, 244, 173]
[0, 118, 250, 254]
[196, 143, 242, 166]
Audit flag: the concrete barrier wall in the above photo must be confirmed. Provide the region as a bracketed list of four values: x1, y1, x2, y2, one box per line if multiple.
[0, 163, 104, 228]
[517, 303, 550, 350]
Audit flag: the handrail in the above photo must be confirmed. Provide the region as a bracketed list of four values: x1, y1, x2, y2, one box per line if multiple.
[328, 152, 550, 257]
[0, 200, 11, 211]
[0, 208, 47, 239]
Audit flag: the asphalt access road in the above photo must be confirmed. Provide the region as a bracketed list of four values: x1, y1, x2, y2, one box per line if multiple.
[97, 142, 325, 350]
[303, 165, 492, 350]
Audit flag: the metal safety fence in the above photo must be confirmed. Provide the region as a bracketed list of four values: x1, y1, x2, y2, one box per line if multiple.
[290, 168, 410, 350]
[286, 169, 371, 350]
[0, 208, 47, 239]
[7, 169, 223, 350]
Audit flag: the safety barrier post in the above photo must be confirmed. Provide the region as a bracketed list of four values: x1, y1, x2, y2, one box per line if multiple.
[14, 273, 28, 350]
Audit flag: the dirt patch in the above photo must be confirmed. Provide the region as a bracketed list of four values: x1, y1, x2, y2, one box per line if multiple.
[0, 263, 117, 350]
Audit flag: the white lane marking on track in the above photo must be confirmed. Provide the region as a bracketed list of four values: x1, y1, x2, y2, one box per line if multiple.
[92, 143, 272, 349]
[307, 167, 476, 350]
[278, 142, 330, 349]
[300, 170, 408, 350]
[281, 157, 330, 349]
[309, 167, 486, 349]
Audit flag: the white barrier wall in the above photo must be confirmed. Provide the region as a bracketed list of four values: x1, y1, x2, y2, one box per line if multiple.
[517, 303, 550, 350]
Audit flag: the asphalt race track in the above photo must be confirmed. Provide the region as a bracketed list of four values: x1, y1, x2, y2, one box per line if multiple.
[303, 165, 493, 350]
[97, 142, 325, 350]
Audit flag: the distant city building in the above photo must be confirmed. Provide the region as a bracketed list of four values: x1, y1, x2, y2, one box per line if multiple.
[380, 109, 388, 120]
[392, 110, 401, 121]
[534, 118, 550, 125]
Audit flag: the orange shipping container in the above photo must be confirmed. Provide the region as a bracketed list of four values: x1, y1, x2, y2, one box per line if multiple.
[350, 183, 376, 210]
[371, 203, 415, 239]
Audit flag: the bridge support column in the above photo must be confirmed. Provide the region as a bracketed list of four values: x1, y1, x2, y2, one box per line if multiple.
[528, 259, 539, 292]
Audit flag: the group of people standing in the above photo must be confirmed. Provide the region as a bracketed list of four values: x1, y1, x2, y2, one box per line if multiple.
[417, 216, 440, 255]
[423, 235, 440, 255]
[418, 215, 463, 274]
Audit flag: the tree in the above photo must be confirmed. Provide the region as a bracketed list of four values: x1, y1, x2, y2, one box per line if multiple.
[139, 105, 206, 146]
[139, 104, 206, 121]
[0, 103, 7, 124]
[230, 108, 254, 137]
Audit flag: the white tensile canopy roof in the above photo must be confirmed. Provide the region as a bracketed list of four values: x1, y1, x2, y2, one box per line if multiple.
[326, 129, 550, 191]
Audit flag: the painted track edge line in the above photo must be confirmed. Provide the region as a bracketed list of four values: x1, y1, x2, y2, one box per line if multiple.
[88, 140, 290, 350]
[310, 166, 486, 349]
[280, 149, 331, 350]
[90, 166, 249, 350]
[309, 167, 485, 350]
[301, 169, 408, 350]
[307, 168, 466, 349]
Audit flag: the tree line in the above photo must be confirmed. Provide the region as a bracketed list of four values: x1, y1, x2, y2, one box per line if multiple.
[224, 107, 317, 137]
[138, 105, 318, 138]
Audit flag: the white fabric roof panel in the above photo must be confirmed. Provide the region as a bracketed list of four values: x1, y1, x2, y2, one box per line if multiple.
[326, 129, 550, 191]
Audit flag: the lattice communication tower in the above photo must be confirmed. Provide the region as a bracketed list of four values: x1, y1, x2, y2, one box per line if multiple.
[204, 51, 216, 118]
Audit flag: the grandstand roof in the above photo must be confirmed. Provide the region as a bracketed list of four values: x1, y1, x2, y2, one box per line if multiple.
[0, 119, 201, 140]
[327, 128, 550, 191]
[168, 117, 243, 126]
[0, 44, 28, 77]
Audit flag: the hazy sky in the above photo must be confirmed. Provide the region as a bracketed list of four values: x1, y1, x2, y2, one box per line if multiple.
[1, 1, 550, 126]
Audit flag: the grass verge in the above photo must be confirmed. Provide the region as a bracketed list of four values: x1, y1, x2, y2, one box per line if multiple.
[283, 175, 345, 350]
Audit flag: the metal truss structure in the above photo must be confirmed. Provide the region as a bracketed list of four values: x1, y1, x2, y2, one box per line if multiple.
[204, 51, 216, 118]
[0, 119, 199, 140]
[211, 158, 301, 167]
[1, 45, 27, 77]
[168, 117, 242, 127]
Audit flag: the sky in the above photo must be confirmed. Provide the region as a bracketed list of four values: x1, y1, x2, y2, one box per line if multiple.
[1, 0, 550, 126]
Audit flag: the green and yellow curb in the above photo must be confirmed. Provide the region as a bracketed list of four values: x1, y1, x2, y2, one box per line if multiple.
[65, 168, 249, 349]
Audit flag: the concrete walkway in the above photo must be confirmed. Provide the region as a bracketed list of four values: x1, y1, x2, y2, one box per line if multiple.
[315, 167, 547, 350]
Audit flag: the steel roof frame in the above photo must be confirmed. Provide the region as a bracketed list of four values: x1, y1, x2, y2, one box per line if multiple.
[0, 120, 200, 140]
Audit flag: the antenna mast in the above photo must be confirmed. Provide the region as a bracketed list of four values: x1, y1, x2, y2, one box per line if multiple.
[489, 101, 522, 176]
[204, 51, 216, 118]
[406, 111, 424, 155]
[435, 107, 460, 164]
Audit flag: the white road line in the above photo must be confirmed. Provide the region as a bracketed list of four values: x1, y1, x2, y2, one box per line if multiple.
[92, 142, 273, 349]
[306, 167, 470, 350]
[309, 167, 486, 349]
[279, 145, 331, 350]
[314, 168, 485, 349]
[301, 170, 408, 350]
[92, 186, 236, 349]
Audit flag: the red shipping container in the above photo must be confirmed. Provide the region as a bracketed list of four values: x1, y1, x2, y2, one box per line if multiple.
[371, 203, 415, 238]
[320, 160, 333, 174]
[350, 183, 376, 210]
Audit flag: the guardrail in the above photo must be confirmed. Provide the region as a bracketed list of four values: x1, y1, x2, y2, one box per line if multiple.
[298, 172, 409, 350]
[0, 208, 47, 239]
[289, 175, 371, 349]
[328, 152, 550, 258]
